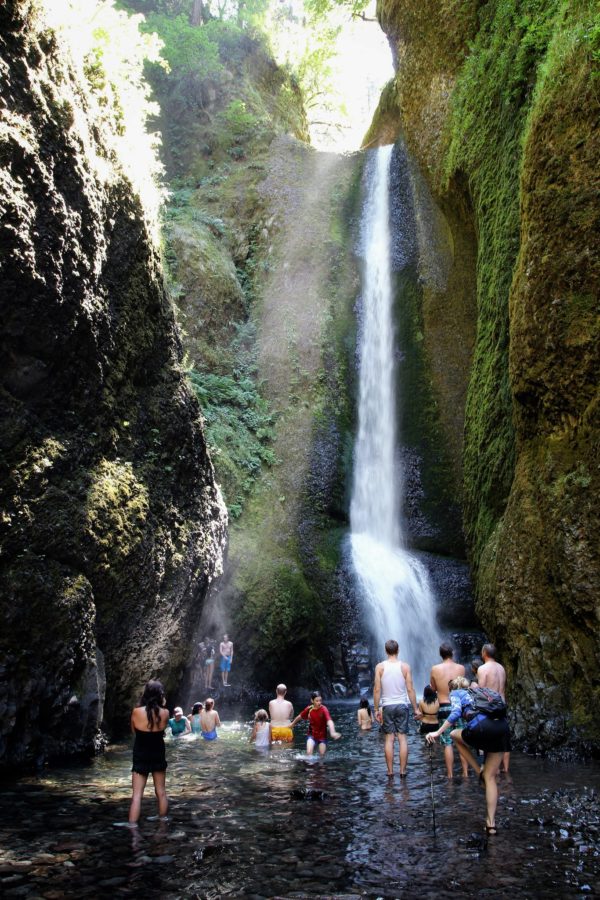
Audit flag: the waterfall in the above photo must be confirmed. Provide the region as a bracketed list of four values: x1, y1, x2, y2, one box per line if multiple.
[350, 145, 441, 694]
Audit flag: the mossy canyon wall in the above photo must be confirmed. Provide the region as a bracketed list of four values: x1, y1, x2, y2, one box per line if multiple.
[0, 0, 227, 768]
[371, 0, 600, 749]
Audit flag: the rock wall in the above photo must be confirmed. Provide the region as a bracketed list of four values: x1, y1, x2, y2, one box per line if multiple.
[372, 0, 600, 748]
[0, 0, 227, 768]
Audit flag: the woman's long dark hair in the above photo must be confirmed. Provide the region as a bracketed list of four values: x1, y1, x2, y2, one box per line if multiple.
[140, 680, 165, 730]
[359, 697, 372, 716]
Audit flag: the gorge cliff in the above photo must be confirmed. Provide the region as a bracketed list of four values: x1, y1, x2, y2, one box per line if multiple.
[370, 0, 600, 749]
[0, 0, 227, 769]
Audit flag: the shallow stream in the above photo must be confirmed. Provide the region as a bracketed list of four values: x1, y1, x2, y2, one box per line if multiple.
[1, 704, 599, 898]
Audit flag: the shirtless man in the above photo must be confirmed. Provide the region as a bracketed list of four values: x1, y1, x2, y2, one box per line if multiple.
[478, 643, 510, 773]
[219, 634, 233, 686]
[373, 640, 421, 778]
[268, 684, 295, 743]
[430, 643, 469, 778]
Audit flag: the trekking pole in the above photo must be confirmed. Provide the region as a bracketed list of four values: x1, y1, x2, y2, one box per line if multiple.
[428, 742, 437, 836]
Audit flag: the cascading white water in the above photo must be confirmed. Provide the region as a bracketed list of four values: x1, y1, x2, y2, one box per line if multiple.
[350, 145, 441, 694]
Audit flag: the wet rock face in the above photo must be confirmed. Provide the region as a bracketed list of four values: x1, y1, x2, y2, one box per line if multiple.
[0, 2, 227, 768]
[373, 1, 599, 748]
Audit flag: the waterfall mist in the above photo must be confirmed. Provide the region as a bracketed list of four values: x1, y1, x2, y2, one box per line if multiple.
[350, 145, 441, 694]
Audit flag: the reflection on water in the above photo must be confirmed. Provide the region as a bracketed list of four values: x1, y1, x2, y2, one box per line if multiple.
[0, 704, 599, 897]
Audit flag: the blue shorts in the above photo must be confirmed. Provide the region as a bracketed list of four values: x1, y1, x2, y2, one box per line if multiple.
[307, 736, 327, 745]
[220, 657, 231, 672]
[382, 704, 410, 734]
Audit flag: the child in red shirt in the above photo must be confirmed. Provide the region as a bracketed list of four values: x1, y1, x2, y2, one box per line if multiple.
[291, 691, 341, 756]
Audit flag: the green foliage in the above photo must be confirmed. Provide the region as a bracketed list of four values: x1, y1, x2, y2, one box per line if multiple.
[303, 0, 370, 20]
[144, 12, 224, 77]
[187, 367, 276, 517]
[217, 98, 263, 140]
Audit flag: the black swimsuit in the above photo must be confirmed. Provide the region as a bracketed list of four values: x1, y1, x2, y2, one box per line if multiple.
[132, 728, 167, 775]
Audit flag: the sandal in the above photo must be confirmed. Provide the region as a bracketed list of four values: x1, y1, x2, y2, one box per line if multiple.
[485, 825, 497, 836]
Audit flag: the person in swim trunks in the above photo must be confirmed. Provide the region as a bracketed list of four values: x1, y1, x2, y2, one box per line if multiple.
[200, 698, 221, 740]
[269, 683, 295, 742]
[429, 642, 468, 778]
[291, 691, 341, 756]
[373, 639, 421, 777]
[220, 634, 233, 686]
[129, 680, 170, 826]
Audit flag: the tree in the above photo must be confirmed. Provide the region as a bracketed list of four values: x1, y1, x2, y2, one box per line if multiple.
[190, 0, 211, 24]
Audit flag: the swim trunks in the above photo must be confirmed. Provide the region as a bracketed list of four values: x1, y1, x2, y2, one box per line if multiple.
[462, 714, 511, 753]
[438, 703, 464, 746]
[132, 729, 167, 775]
[220, 656, 231, 672]
[271, 726, 294, 742]
[382, 704, 409, 735]
[307, 736, 327, 746]
[202, 729, 218, 741]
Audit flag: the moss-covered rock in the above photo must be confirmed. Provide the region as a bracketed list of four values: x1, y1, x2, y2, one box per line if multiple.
[0, 0, 226, 768]
[373, 0, 600, 747]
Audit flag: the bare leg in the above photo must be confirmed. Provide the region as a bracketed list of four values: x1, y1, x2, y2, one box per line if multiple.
[451, 729, 482, 775]
[398, 733, 408, 775]
[483, 752, 503, 829]
[306, 737, 315, 756]
[501, 751, 510, 773]
[318, 741, 327, 757]
[384, 733, 395, 775]
[152, 770, 168, 819]
[443, 744, 454, 778]
[129, 772, 148, 824]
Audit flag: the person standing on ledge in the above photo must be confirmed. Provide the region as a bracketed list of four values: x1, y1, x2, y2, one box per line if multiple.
[220, 633, 234, 687]
[269, 683, 295, 742]
[430, 642, 469, 778]
[373, 639, 421, 778]
[477, 643, 510, 773]
[128, 680, 170, 827]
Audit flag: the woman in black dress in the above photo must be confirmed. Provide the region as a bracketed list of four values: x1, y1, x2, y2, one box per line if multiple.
[128, 680, 170, 826]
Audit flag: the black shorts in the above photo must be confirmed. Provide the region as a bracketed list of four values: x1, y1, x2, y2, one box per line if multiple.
[419, 722, 438, 736]
[462, 715, 511, 753]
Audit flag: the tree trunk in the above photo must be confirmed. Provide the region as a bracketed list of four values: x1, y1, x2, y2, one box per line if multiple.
[190, 0, 207, 26]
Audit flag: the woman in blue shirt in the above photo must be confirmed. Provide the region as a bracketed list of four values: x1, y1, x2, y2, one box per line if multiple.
[426, 676, 510, 835]
[168, 706, 191, 736]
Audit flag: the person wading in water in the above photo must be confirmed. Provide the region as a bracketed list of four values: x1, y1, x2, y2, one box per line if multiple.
[373, 640, 421, 778]
[429, 643, 469, 778]
[477, 643, 510, 774]
[269, 683, 295, 742]
[426, 675, 511, 835]
[128, 680, 169, 827]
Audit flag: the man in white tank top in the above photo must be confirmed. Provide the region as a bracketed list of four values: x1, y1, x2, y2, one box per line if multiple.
[373, 639, 421, 777]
